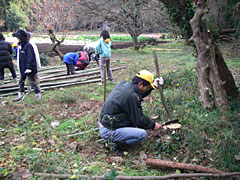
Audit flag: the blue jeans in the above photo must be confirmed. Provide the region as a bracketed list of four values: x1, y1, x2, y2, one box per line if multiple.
[99, 126, 147, 145]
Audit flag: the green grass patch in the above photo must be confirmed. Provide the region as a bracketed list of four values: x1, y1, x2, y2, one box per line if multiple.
[66, 35, 153, 42]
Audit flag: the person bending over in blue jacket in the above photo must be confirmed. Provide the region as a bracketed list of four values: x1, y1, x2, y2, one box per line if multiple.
[12, 29, 41, 101]
[98, 70, 163, 155]
[63, 51, 81, 75]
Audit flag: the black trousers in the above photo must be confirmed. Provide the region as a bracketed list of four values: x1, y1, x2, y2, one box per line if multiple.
[65, 63, 75, 75]
[0, 61, 17, 80]
[19, 74, 40, 94]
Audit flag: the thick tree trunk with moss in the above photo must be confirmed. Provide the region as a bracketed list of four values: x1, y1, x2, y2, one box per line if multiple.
[190, 0, 229, 110]
[161, 0, 239, 101]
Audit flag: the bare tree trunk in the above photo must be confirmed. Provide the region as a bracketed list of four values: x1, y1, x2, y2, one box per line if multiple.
[131, 34, 139, 50]
[47, 28, 65, 60]
[190, 0, 228, 110]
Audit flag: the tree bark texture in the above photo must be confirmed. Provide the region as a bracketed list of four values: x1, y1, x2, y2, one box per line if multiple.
[215, 48, 239, 98]
[189, 0, 230, 109]
[47, 28, 65, 59]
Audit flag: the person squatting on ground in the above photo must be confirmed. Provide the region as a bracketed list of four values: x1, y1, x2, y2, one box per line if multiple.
[0, 32, 17, 85]
[76, 50, 90, 70]
[98, 70, 164, 155]
[95, 30, 113, 85]
[63, 50, 91, 74]
[83, 42, 100, 65]
[12, 29, 41, 101]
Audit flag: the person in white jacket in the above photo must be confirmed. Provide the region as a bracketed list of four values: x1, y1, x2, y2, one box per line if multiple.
[13, 30, 41, 101]
[27, 33, 41, 93]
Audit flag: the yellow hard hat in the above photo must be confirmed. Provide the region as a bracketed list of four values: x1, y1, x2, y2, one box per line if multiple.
[136, 70, 155, 89]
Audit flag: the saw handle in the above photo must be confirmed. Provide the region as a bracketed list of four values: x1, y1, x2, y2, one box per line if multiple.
[162, 119, 179, 126]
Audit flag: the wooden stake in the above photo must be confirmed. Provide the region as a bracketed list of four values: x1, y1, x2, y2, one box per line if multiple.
[104, 64, 107, 102]
[153, 50, 172, 120]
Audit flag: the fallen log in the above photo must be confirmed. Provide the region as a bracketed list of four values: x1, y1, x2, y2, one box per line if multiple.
[146, 158, 224, 174]
[40, 78, 102, 90]
[39, 72, 68, 80]
[38, 66, 99, 76]
[33, 172, 240, 179]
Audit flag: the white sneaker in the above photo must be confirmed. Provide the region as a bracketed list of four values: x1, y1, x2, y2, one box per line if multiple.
[35, 93, 41, 100]
[27, 86, 32, 94]
[12, 92, 24, 101]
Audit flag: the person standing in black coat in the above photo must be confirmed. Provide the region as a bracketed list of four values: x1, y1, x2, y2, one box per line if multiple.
[12, 29, 41, 101]
[0, 32, 17, 85]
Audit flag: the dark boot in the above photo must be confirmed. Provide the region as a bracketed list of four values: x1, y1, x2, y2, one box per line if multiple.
[113, 142, 129, 156]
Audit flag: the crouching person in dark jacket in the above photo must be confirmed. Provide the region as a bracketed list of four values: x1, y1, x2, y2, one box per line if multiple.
[12, 29, 41, 101]
[98, 70, 164, 156]
[0, 32, 17, 85]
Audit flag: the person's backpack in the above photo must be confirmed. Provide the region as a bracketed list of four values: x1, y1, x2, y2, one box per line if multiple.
[76, 51, 89, 70]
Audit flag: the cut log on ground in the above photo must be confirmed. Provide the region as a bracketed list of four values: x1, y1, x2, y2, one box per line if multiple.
[146, 158, 224, 174]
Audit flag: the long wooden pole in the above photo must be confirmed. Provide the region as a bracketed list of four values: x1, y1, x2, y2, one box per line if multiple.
[33, 172, 240, 179]
[152, 50, 172, 120]
[103, 64, 107, 102]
